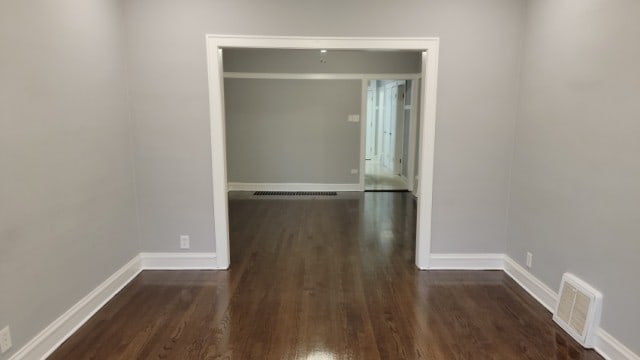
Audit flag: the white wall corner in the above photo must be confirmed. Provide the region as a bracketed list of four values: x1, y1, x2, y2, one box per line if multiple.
[9, 255, 142, 360]
[428, 253, 505, 270]
[139, 252, 219, 270]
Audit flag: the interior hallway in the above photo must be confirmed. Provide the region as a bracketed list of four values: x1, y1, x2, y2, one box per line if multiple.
[49, 193, 603, 359]
[365, 159, 408, 191]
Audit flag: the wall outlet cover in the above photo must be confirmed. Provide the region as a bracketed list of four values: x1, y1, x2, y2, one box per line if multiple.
[0, 326, 12, 354]
[180, 235, 190, 249]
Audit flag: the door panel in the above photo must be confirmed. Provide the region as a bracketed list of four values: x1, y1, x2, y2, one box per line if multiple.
[365, 88, 376, 159]
[395, 84, 406, 175]
[382, 84, 393, 170]
[376, 85, 385, 158]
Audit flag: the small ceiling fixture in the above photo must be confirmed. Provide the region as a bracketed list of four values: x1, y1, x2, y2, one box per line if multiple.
[320, 49, 327, 63]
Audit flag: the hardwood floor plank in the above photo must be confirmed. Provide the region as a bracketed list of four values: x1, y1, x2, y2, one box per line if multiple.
[49, 192, 604, 359]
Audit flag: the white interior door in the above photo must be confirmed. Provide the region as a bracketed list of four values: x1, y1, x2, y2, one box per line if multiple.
[382, 83, 398, 171]
[365, 88, 376, 159]
[395, 84, 406, 175]
[376, 84, 385, 158]
[382, 84, 390, 169]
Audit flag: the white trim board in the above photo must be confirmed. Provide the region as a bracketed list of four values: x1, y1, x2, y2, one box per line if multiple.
[406, 79, 419, 192]
[596, 329, 640, 360]
[139, 252, 218, 270]
[503, 256, 557, 312]
[8, 252, 220, 360]
[224, 72, 422, 80]
[429, 253, 504, 270]
[8, 252, 638, 360]
[8, 256, 143, 360]
[207, 35, 440, 270]
[502, 256, 639, 360]
[227, 182, 361, 192]
[428, 253, 639, 360]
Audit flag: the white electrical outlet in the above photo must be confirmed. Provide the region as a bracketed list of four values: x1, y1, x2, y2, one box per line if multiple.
[526, 252, 533, 268]
[350, 168, 358, 174]
[0, 326, 12, 354]
[180, 235, 190, 249]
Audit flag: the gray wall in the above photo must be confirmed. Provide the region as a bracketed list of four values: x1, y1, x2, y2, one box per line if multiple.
[224, 49, 421, 74]
[124, 0, 525, 253]
[507, 0, 640, 353]
[2, 0, 638, 356]
[0, 0, 139, 358]
[224, 49, 420, 185]
[225, 79, 362, 184]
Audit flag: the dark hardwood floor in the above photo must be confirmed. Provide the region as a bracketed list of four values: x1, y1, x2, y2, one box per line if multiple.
[50, 192, 603, 359]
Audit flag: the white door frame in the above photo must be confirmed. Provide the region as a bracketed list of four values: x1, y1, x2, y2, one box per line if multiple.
[206, 35, 440, 270]
[361, 79, 417, 190]
[406, 79, 419, 192]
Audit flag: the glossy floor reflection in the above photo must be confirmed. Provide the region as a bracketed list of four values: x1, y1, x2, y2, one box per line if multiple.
[365, 159, 408, 190]
[50, 192, 603, 359]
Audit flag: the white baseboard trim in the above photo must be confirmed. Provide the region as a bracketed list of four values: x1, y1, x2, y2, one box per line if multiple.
[502, 256, 639, 360]
[428, 254, 638, 359]
[595, 328, 640, 360]
[429, 253, 504, 270]
[9, 252, 219, 360]
[139, 252, 219, 270]
[228, 182, 361, 192]
[9, 255, 142, 360]
[502, 256, 557, 312]
[10, 252, 638, 360]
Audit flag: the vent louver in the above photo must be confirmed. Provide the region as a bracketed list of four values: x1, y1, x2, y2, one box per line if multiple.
[553, 273, 603, 348]
[253, 191, 337, 196]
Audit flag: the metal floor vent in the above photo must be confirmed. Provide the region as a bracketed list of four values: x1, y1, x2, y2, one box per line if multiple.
[254, 191, 337, 196]
[553, 273, 603, 347]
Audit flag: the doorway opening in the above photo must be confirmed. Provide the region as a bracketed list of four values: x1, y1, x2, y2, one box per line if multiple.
[206, 36, 440, 270]
[365, 79, 417, 191]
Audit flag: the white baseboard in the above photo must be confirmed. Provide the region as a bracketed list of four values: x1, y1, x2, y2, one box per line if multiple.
[502, 256, 639, 360]
[228, 182, 361, 192]
[429, 253, 504, 270]
[10, 252, 638, 360]
[9, 255, 142, 360]
[503, 256, 557, 312]
[9, 252, 219, 360]
[139, 252, 219, 270]
[428, 254, 638, 360]
[595, 328, 640, 360]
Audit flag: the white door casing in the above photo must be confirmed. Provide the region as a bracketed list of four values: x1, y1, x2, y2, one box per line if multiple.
[206, 35, 440, 270]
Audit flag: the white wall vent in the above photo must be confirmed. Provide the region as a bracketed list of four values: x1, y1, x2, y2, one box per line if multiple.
[553, 273, 603, 348]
